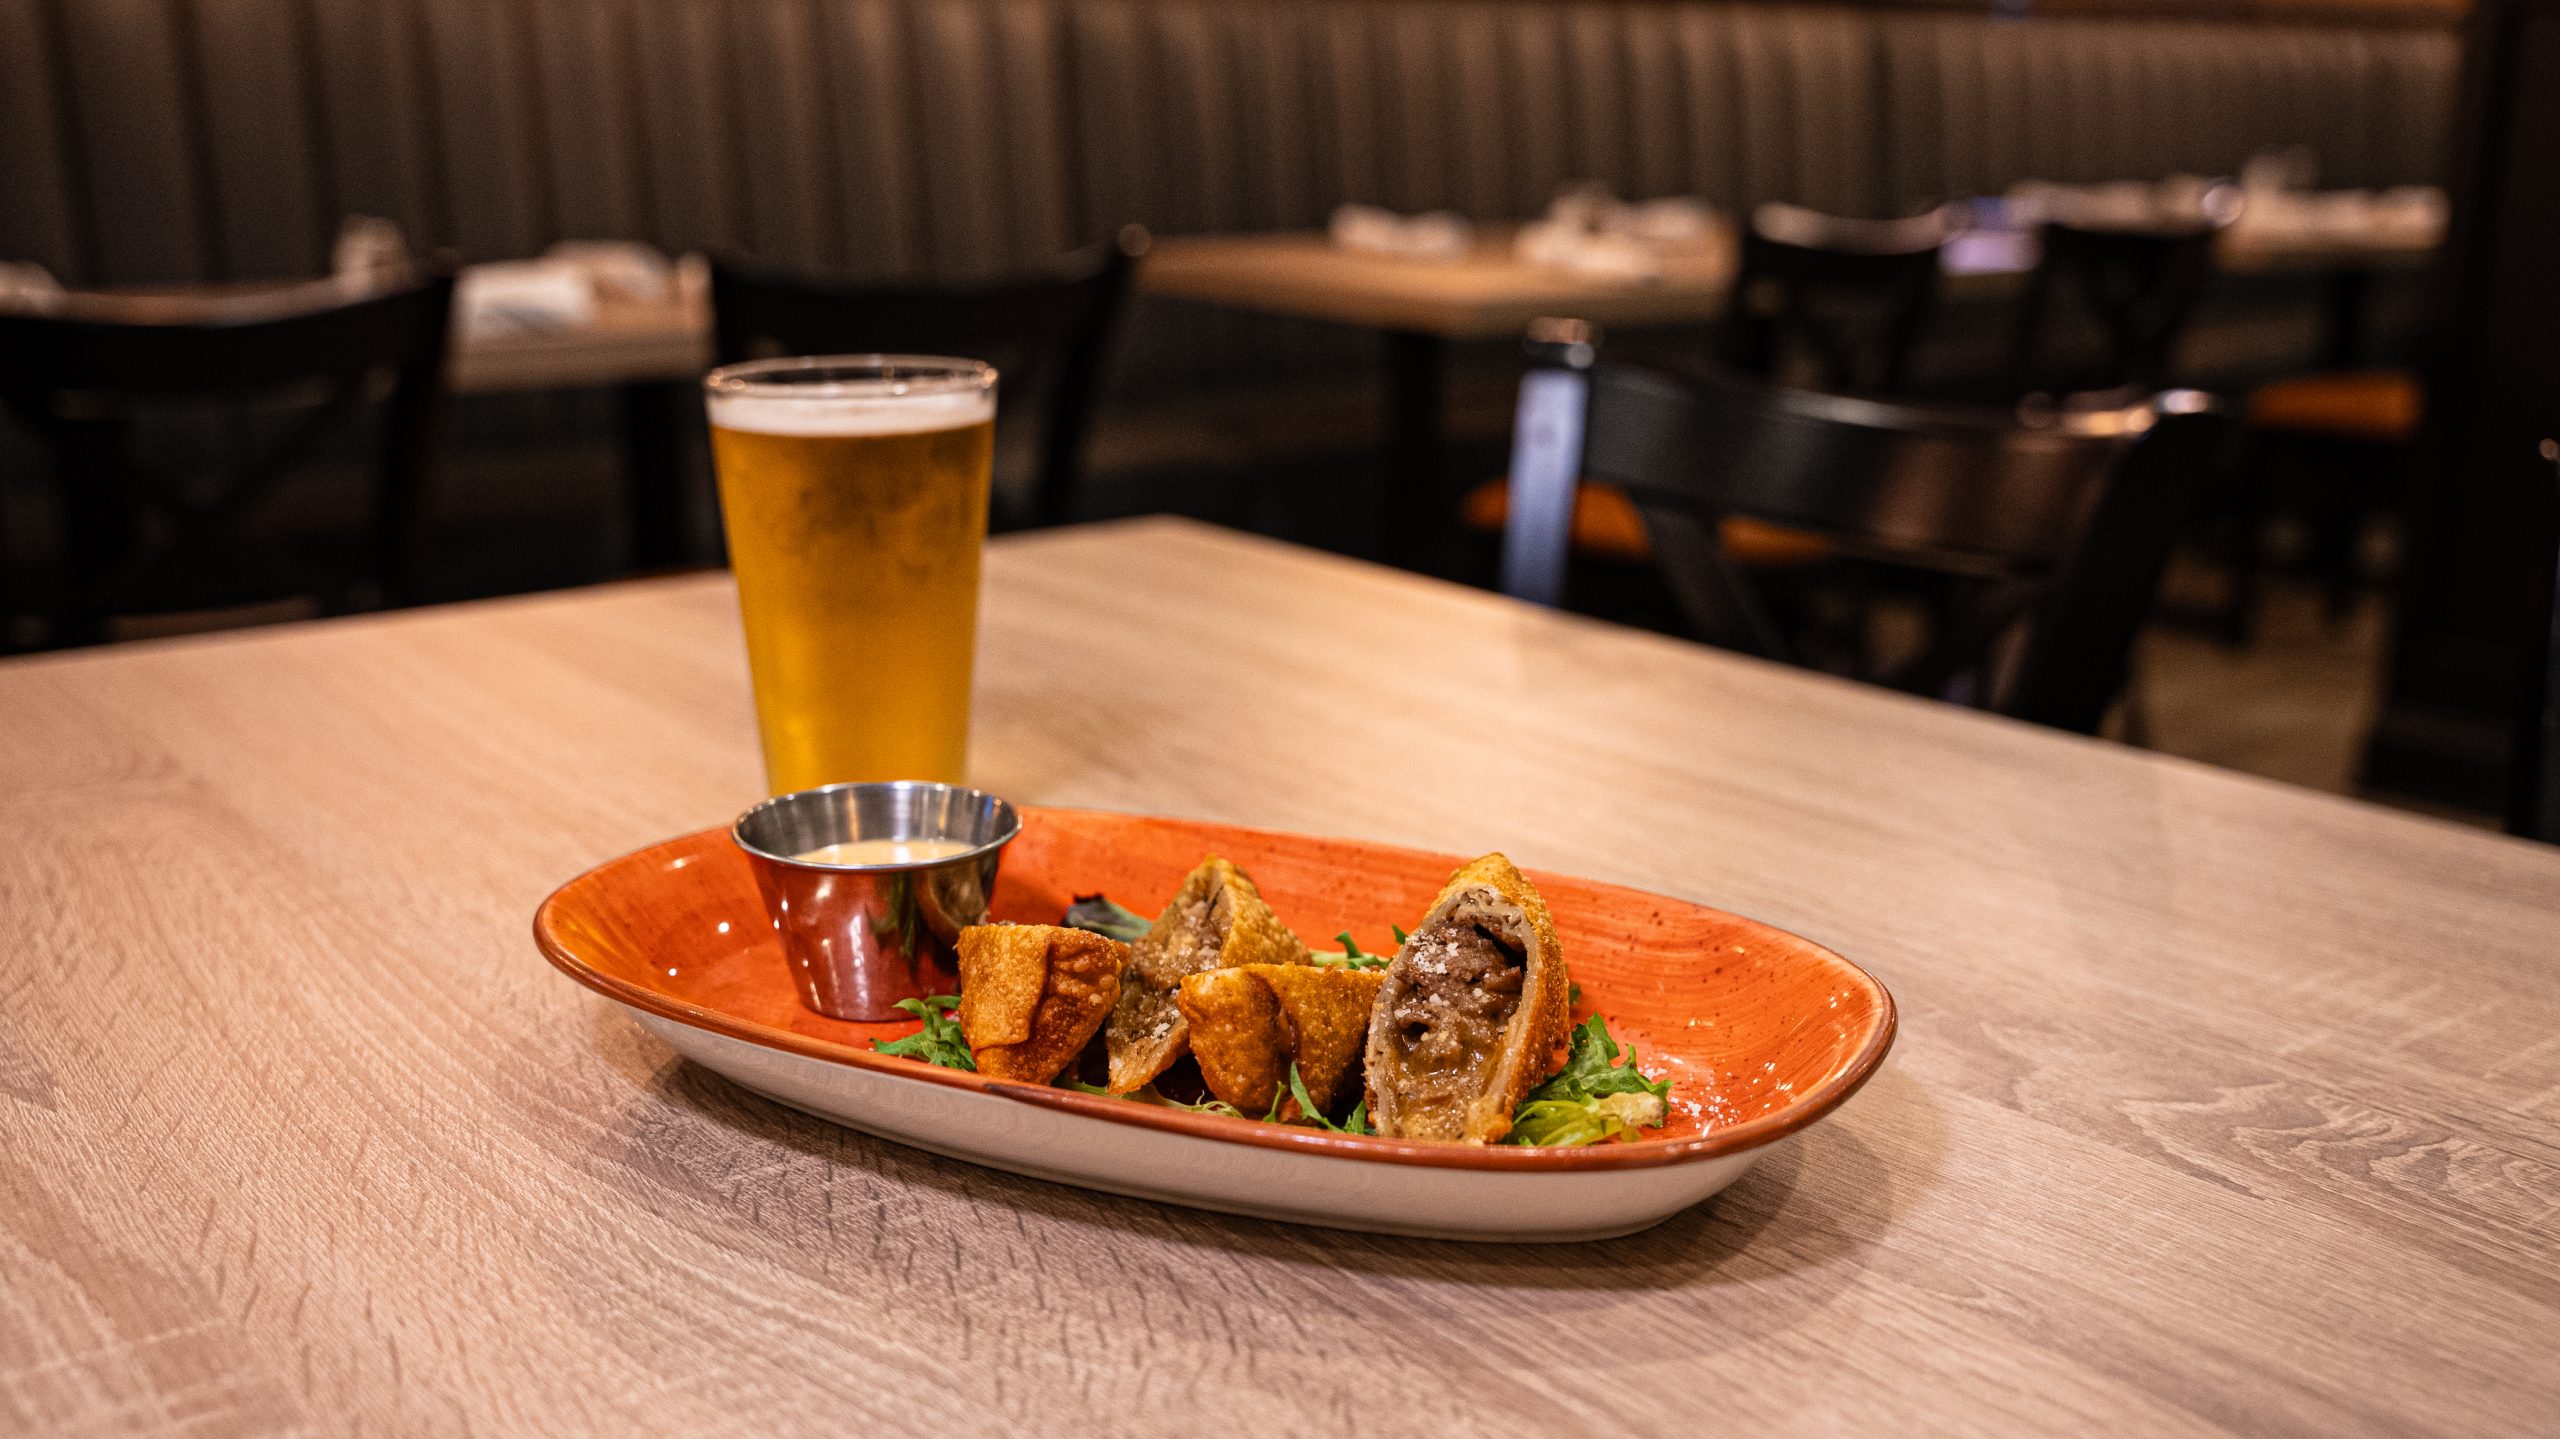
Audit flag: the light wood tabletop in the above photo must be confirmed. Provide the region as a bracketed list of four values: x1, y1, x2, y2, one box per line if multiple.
[441, 290, 712, 395]
[1141, 226, 1743, 340]
[4, 519, 2554, 1436]
[1140, 218, 2441, 341]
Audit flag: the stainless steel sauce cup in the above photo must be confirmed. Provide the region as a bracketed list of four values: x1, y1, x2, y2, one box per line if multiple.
[731, 782, 1021, 1021]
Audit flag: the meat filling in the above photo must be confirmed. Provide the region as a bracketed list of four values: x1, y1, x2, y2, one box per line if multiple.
[1387, 917, 1525, 1102]
[1119, 883, 1235, 1046]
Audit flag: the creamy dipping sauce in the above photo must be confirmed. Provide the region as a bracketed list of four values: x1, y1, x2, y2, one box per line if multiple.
[792, 837, 977, 866]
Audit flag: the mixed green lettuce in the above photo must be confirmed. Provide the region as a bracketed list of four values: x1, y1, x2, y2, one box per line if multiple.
[1068, 1080, 1242, 1118]
[1320, 931, 1392, 971]
[1261, 1062, 1372, 1134]
[871, 995, 974, 1070]
[1061, 894, 1152, 943]
[1503, 1014, 1671, 1146]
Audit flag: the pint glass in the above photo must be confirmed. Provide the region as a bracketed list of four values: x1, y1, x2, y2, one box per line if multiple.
[704, 356, 997, 794]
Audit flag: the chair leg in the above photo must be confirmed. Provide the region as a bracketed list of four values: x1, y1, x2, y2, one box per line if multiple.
[2219, 449, 2270, 649]
[2307, 441, 2375, 624]
[2117, 649, 2156, 749]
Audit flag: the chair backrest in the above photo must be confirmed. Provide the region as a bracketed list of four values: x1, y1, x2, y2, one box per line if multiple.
[1506, 355, 2227, 732]
[1721, 203, 1953, 395]
[710, 229, 1146, 530]
[2009, 219, 2221, 397]
[0, 273, 456, 642]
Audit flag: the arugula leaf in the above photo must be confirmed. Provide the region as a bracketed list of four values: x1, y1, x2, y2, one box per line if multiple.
[1524, 1014, 1670, 1106]
[1286, 1064, 1330, 1127]
[1504, 1014, 1671, 1146]
[1070, 1080, 1241, 1118]
[871, 995, 975, 1071]
[1278, 1062, 1368, 1133]
[1390, 925, 1409, 946]
[1325, 931, 1390, 971]
[1062, 893, 1153, 943]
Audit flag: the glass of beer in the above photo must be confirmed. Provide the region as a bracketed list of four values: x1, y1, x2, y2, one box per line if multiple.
[704, 356, 997, 794]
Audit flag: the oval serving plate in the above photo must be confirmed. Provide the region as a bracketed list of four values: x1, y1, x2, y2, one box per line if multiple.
[534, 806, 1894, 1242]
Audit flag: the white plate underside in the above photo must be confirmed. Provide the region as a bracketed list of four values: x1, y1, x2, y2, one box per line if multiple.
[631, 1009, 1771, 1243]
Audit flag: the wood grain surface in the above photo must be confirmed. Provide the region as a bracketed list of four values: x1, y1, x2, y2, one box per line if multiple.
[1141, 226, 1742, 339]
[2, 518, 2555, 1437]
[1140, 222, 2440, 339]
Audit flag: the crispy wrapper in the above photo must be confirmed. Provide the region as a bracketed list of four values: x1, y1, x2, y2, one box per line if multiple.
[1106, 857, 1310, 1092]
[1177, 963, 1387, 1118]
[1363, 854, 1571, 1143]
[956, 924, 1126, 1085]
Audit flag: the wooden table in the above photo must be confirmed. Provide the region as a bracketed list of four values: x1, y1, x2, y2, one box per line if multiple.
[6, 519, 2554, 1435]
[1143, 226, 1741, 544]
[448, 288, 715, 571]
[1142, 226, 1745, 341]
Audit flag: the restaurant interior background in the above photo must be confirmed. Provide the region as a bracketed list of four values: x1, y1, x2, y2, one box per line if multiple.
[1, 0, 2554, 836]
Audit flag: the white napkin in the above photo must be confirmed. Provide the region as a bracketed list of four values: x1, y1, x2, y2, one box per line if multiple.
[0, 261, 65, 315]
[1512, 222, 1661, 281]
[455, 260, 598, 337]
[1609, 196, 1718, 245]
[543, 240, 677, 303]
[2226, 185, 2448, 247]
[1329, 205, 1474, 262]
[331, 215, 413, 296]
[1510, 184, 1720, 281]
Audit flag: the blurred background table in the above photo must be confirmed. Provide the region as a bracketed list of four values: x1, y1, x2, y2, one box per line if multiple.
[4, 519, 2553, 1435]
[447, 285, 712, 572]
[443, 288, 710, 395]
[1143, 226, 1743, 545]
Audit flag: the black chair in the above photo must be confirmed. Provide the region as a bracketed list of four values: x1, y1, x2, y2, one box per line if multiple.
[1466, 205, 1955, 578]
[1723, 202, 1955, 395]
[2009, 219, 2221, 397]
[0, 273, 456, 649]
[1500, 354, 2232, 734]
[711, 228, 1146, 530]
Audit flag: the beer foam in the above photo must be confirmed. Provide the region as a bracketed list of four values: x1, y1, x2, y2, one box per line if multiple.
[708, 386, 993, 437]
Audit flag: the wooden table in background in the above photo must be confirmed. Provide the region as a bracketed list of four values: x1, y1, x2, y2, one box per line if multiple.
[5, 519, 2554, 1435]
[1143, 227, 1742, 544]
[446, 289, 713, 572]
[1141, 226, 1746, 340]
[61, 279, 716, 571]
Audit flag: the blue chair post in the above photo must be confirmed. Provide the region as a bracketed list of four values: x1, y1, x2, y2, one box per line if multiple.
[1498, 318, 1599, 607]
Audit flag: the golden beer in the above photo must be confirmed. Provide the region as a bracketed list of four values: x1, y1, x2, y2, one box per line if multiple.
[706, 359, 997, 794]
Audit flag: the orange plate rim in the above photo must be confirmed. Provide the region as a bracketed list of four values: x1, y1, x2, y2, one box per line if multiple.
[532, 809, 1898, 1175]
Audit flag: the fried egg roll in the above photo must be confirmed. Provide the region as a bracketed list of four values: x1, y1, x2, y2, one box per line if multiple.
[1177, 963, 1387, 1119]
[956, 924, 1125, 1085]
[1363, 854, 1571, 1143]
[1106, 857, 1310, 1092]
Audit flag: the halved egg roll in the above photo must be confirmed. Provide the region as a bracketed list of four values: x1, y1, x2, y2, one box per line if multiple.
[956, 924, 1125, 1084]
[1106, 857, 1310, 1092]
[1177, 963, 1387, 1119]
[1363, 854, 1572, 1143]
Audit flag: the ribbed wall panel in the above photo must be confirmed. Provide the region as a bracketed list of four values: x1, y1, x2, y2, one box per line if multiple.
[0, 0, 2461, 335]
[0, 0, 85, 277]
[53, 0, 208, 282]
